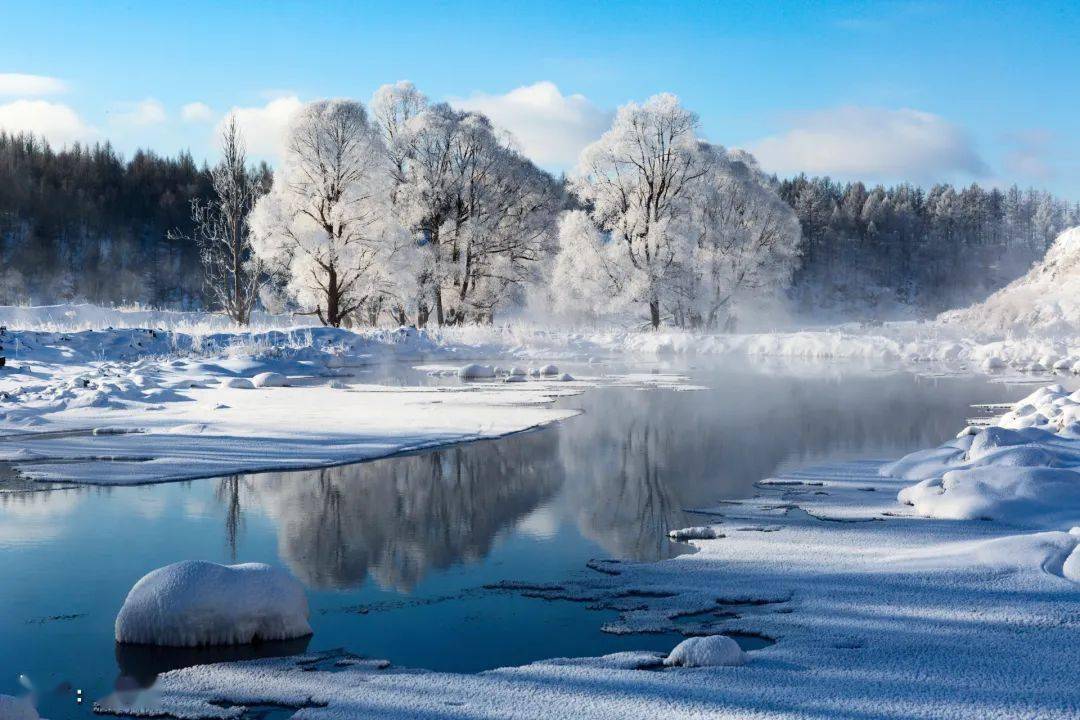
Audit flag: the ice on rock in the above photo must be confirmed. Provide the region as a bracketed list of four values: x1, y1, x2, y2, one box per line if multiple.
[508, 367, 527, 377]
[668, 526, 721, 540]
[220, 377, 254, 389]
[558, 373, 574, 381]
[664, 635, 747, 668]
[504, 375, 527, 383]
[539, 364, 559, 376]
[115, 561, 312, 647]
[981, 356, 1005, 371]
[458, 363, 495, 380]
[251, 372, 287, 388]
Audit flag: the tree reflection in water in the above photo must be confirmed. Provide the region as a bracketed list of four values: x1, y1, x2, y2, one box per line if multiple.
[230, 428, 565, 591]
[216, 365, 1006, 592]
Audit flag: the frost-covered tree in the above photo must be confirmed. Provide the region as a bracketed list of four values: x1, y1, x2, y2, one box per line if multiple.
[671, 148, 801, 329]
[554, 94, 799, 329]
[569, 93, 708, 328]
[250, 100, 397, 327]
[174, 117, 267, 324]
[373, 83, 560, 325]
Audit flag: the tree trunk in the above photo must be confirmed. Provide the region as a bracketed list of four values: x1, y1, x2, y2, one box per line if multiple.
[325, 265, 341, 327]
[649, 298, 661, 329]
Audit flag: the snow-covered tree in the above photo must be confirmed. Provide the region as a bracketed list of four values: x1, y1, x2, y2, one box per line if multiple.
[372, 83, 560, 325]
[250, 100, 397, 327]
[672, 148, 801, 329]
[553, 94, 799, 329]
[568, 93, 707, 328]
[176, 117, 267, 324]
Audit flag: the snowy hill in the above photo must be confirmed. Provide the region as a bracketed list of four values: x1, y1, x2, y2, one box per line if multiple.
[939, 227, 1080, 336]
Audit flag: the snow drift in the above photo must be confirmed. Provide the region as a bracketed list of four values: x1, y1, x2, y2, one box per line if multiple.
[115, 561, 311, 646]
[884, 385, 1080, 528]
[940, 226, 1080, 336]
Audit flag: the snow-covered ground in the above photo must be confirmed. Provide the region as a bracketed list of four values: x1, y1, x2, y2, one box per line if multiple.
[92, 385, 1080, 719]
[0, 308, 717, 485]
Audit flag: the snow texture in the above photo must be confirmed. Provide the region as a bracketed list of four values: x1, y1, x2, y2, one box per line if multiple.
[115, 561, 311, 647]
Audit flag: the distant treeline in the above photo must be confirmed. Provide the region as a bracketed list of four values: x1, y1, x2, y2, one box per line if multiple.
[780, 175, 1080, 316]
[0, 130, 1076, 318]
[0, 132, 268, 307]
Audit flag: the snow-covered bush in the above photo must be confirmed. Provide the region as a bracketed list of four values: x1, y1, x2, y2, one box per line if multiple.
[115, 561, 311, 646]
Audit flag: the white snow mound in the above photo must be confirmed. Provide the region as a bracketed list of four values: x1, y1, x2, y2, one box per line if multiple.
[251, 372, 287, 388]
[940, 226, 1080, 336]
[664, 635, 747, 668]
[115, 561, 311, 646]
[884, 385, 1080, 528]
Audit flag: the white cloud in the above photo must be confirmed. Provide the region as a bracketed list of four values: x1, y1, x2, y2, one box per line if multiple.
[110, 98, 168, 127]
[181, 101, 214, 123]
[452, 81, 611, 170]
[1002, 129, 1056, 181]
[0, 73, 67, 96]
[0, 99, 96, 145]
[218, 95, 304, 158]
[749, 106, 988, 182]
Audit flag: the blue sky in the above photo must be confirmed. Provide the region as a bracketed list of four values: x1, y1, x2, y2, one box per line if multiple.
[0, 0, 1077, 197]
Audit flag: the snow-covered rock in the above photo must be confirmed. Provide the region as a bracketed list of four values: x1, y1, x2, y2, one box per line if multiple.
[558, 373, 574, 382]
[539, 364, 559, 376]
[664, 635, 747, 668]
[115, 561, 311, 646]
[981, 356, 1005, 371]
[458, 363, 495, 380]
[508, 367, 527, 377]
[251, 372, 287, 388]
[221, 377, 254, 389]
